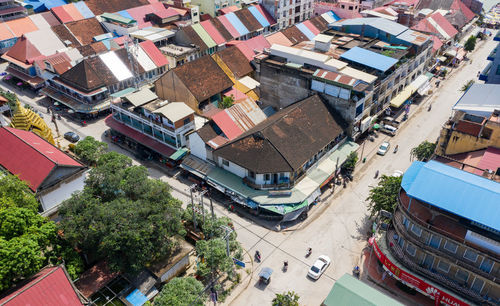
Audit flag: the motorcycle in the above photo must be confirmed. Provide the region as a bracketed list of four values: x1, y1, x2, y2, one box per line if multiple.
[283, 261, 288, 272]
[305, 248, 312, 258]
[255, 251, 261, 263]
[353, 266, 360, 279]
[393, 145, 398, 154]
[428, 104, 432, 112]
[374, 170, 379, 179]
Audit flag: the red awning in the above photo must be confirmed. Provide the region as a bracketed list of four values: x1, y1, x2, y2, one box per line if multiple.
[105, 115, 175, 157]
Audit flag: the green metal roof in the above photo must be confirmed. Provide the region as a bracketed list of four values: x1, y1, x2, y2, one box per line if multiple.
[323, 274, 402, 306]
[169, 147, 189, 161]
[101, 13, 136, 25]
[110, 87, 136, 98]
[192, 24, 216, 49]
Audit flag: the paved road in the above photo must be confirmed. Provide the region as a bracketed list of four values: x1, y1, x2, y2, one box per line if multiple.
[1, 30, 496, 305]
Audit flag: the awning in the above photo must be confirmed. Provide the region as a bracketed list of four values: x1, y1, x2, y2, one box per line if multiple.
[6, 67, 44, 87]
[390, 86, 414, 108]
[437, 56, 447, 62]
[110, 87, 136, 98]
[169, 147, 188, 161]
[105, 115, 176, 157]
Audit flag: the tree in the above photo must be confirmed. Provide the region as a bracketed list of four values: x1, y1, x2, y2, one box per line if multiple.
[74, 136, 108, 166]
[0, 174, 39, 211]
[366, 175, 402, 217]
[59, 152, 184, 273]
[272, 291, 300, 306]
[341, 152, 358, 173]
[410, 140, 436, 161]
[460, 80, 474, 92]
[154, 277, 204, 306]
[219, 95, 234, 109]
[195, 238, 234, 278]
[464, 35, 476, 52]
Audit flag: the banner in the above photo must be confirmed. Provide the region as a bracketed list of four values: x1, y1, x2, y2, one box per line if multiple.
[372, 240, 469, 306]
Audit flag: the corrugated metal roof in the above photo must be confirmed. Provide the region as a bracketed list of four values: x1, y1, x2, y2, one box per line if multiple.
[313, 69, 358, 88]
[211, 110, 243, 140]
[226, 98, 267, 132]
[63, 3, 84, 21]
[248, 6, 270, 28]
[139, 40, 168, 67]
[225, 12, 249, 36]
[124, 87, 158, 106]
[336, 17, 408, 36]
[133, 43, 157, 71]
[338, 66, 377, 84]
[265, 32, 293, 46]
[474, 147, 500, 176]
[117, 10, 135, 20]
[0, 22, 15, 41]
[28, 14, 51, 29]
[340, 46, 397, 72]
[24, 28, 65, 56]
[99, 51, 133, 81]
[192, 23, 216, 48]
[453, 84, 500, 116]
[253, 4, 276, 25]
[154, 102, 194, 122]
[321, 12, 336, 24]
[295, 23, 315, 40]
[200, 20, 226, 45]
[73, 1, 95, 19]
[5, 17, 38, 37]
[302, 20, 320, 35]
[402, 161, 500, 233]
[218, 15, 240, 39]
[51, 6, 73, 23]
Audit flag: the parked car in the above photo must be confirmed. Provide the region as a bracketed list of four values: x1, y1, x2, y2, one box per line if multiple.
[377, 141, 391, 156]
[382, 116, 400, 127]
[64, 131, 80, 143]
[307, 255, 331, 279]
[380, 124, 397, 136]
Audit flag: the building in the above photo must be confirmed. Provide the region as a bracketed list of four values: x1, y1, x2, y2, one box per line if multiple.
[189, 0, 240, 17]
[414, 0, 476, 33]
[41, 44, 168, 114]
[322, 274, 403, 306]
[260, 0, 314, 29]
[372, 160, 500, 305]
[482, 35, 500, 84]
[0, 0, 27, 21]
[0, 265, 87, 305]
[458, 0, 482, 15]
[181, 94, 359, 220]
[0, 126, 87, 216]
[411, 11, 458, 52]
[256, 18, 432, 139]
[154, 55, 233, 114]
[9, 100, 54, 144]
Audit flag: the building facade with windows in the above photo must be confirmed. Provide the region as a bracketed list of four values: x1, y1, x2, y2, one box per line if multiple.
[375, 161, 500, 306]
[260, 0, 314, 29]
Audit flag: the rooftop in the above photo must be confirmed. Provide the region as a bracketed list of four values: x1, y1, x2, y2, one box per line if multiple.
[453, 83, 500, 117]
[339, 46, 398, 72]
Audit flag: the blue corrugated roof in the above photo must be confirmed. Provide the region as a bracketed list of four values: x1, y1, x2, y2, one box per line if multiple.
[73, 1, 94, 18]
[117, 10, 134, 20]
[296, 23, 315, 40]
[248, 6, 270, 28]
[326, 10, 341, 21]
[126, 289, 148, 306]
[225, 12, 249, 36]
[402, 161, 500, 233]
[340, 47, 397, 72]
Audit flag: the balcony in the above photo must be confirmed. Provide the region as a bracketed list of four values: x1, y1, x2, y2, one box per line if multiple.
[386, 228, 492, 305]
[242, 176, 292, 190]
[393, 209, 500, 284]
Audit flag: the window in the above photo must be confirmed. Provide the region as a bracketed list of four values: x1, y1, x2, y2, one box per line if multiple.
[398, 237, 404, 248]
[249, 171, 255, 179]
[496, 64, 500, 75]
[455, 269, 469, 283]
[183, 117, 191, 125]
[403, 216, 410, 229]
[406, 244, 416, 257]
[428, 235, 441, 249]
[437, 260, 450, 273]
[471, 277, 485, 294]
[479, 258, 494, 274]
[463, 249, 478, 263]
[222, 159, 229, 167]
[265, 174, 271, 181]
[411, 224, 422, 237]
[443, 240, 458, 253]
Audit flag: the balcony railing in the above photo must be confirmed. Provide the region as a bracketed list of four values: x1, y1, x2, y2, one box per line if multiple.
[242, 177, 291, 190]
[393, 210, 500, 285]
[385, 228, 492, 305]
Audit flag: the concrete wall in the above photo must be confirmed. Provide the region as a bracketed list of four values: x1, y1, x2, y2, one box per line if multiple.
[217, 156, 247, 178]
[154, 71, 200, 113]
[188, 132, 207, 161]
[39, 170, 87, 216]
[444, 123, 500, 155]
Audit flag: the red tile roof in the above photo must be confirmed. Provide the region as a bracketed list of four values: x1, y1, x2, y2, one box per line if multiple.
[3, 36, 41, 64]
[211, 109, 243, 140]
[265, 32, 293, 47]
[215, 46, 253, 79]
[474, 147, 500, 175]
[105, 115, 175, 157]
[431, 35, 443, 52]
[84, 0, 150, 15]
[429, 12, 458, 38]
[4, 17, 38, 37]
[230, 41, 254, 61]
[0, 266, 84, 305]
[63, 3, 84, 22]
[0, 127, 83, 191]
[201, 20, 226, 45]
[219, 5, 239, 15]
[244, 34, 271, 54]
[140, 40, 168, 67]
[455, 120, 481, 136]
[51, 6, 73, 23]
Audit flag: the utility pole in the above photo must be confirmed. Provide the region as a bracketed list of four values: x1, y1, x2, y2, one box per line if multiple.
[208, 191, 215, 221]
[220, 225, 233, 257]
[188, 184, 198, 232]
[199, 190, 207, 226]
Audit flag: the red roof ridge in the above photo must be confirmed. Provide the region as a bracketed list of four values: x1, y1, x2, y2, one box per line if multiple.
[0, 267, 59, 304]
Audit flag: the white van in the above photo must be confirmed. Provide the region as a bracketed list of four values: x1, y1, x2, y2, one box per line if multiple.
[380, 124, 397, 136]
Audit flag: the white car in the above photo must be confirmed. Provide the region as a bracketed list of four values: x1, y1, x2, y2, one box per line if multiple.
[307, 255, 331, 279]
[392, 170, 404, 177]
[377, 141, 391, 156]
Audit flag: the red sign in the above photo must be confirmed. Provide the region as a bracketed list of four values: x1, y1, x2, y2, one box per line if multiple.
[372, 240, 469, 306]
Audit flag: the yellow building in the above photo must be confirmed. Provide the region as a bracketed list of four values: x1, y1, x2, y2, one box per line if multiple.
[10, 100, 55, 145]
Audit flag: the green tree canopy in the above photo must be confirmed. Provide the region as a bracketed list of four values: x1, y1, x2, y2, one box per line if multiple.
[0, 174, 39, 211]
[464, 35, 476, 52]
[460, 80, 474, 92]
[272, 291, 300, 306]
[366, 175, 403, 217]
[410, 140, 436, 161]
[154, 277, 204, 306]
[59, 152, 184, 273]
[195, 238, 234, 278]
[341, 152, 358, 173]
[219, 95, 234, 109]
[74, 136, 108, 166]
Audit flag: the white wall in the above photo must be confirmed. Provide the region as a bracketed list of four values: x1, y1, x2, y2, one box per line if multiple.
[39, 171, 87, 216]
[218, 157, 247, 178]
[188, 132, 207, 161]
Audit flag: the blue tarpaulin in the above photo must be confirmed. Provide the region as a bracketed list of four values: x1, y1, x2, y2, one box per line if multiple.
[225, 12, 249, 36]
[296, 23, 315, 40]
[402, 161, 500, 233]
[126, 289, 148, 306]
[340, 47, 398, 72]
[248, 6, 270, 28]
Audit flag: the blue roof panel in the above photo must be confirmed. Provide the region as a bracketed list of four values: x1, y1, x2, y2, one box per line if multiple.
[340, 46, 398, 72]
[296, 23, 315, 40]
[73, 1, 95, 18]
[248, 6, 270, 28]
[225, 12, 249, 36]
[117, 10, 134, 20]
[327, 10, 341, 21]
[402, 161, 500, 233]
[126, 289, 148, 306]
